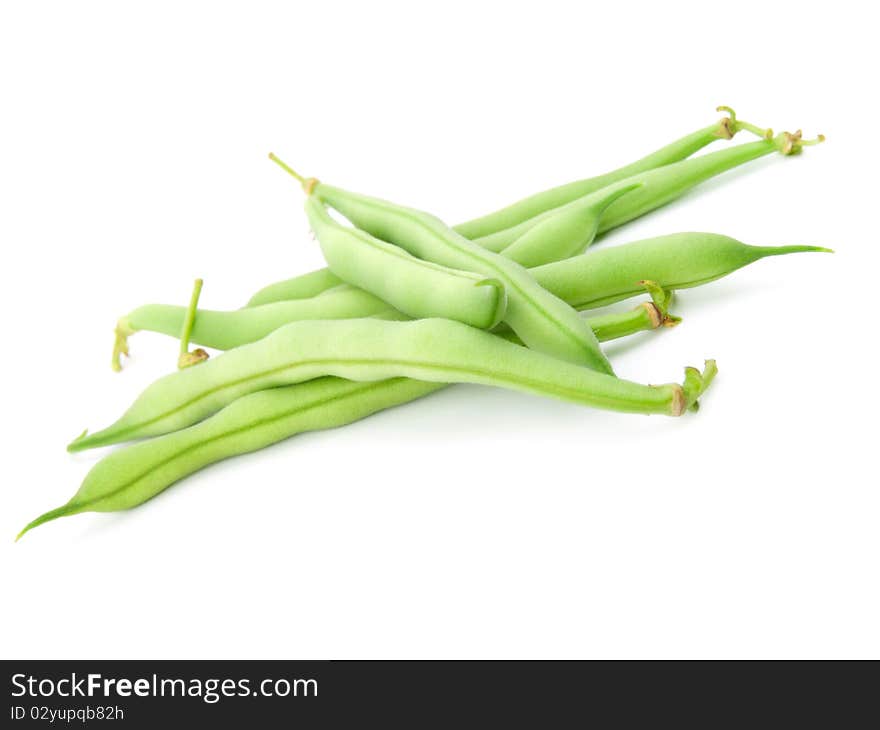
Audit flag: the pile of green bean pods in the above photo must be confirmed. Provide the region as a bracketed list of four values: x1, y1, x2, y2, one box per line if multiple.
[18, 107, 830, 539]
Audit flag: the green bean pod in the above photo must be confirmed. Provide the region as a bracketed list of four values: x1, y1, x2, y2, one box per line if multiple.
[596, 132, 819, 237]
[498, 181, 642, 267]
[452, 107, 751, 239]
[473, 130, 822, 253]
[531, 233, 831, 310]
[304, 196, 506, 329]
[114, 288, 401, 356]
[304, 179, 613, 373]
[246, 107, 755, 307]
[247, 268, 343, 306]
[23, 302, 674, 538]
[68, 317, 716, 453]
[116, 234, 827, 355]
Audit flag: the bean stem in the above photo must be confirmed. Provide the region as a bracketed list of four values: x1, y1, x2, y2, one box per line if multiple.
[177, 278, 209, 369]
[267, 152, 305, 184]
[268, 152, 318, 194]
[716, 106, 773, 141]
[111, 320, 135, 373]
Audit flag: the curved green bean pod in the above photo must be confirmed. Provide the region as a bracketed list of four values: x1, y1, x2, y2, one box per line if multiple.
[68, 317, 714, 453]
[116, 286, 667, 355]
[22, 301, 676, 538]
[452, 106, 757, 239]
[115, 234, 827, 355]
[597, 130, 823, 237]
[282, 171, 614, 374]
[531, 233, 831, 310]
[304, 196, 506, 329]
[474, 130, 823, 253]
[245, 107, 759, 307]
[246, 268, 343, 306]
[498, 181, 643, 268]
[114, 287, 402, 356]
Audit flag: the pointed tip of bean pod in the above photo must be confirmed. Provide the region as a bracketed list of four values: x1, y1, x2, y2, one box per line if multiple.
[67, 431, 91, 453]
[71, 427, 88, 443]
[16, 504, 76, 541]
[67, 422, 128, 452]
[786, 245, 833, 255]
[594, 181, 643, 213]
[757, 244, 835, 259]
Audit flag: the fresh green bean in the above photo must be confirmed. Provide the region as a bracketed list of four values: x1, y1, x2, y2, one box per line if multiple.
[452, 105, 760, 239]
[531, 234, 831, 310]
[598, 130, 823, 237]
[68, 316, 714, 453]
[270, 160, 614, 374]
[33, 380, 449, 535]
[245, 107, 757, 307]
[247, 268, 344, 306]
[498, 181, 642, 268]
[20, 301, 681, 538]
[304, 196, 506, 329]
[115, 234, 826, 355]
[474, 130, 823, 253]
[112, 287, 403, 369]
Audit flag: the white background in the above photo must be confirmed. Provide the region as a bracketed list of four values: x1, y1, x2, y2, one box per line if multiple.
[1, 1, 877, 659]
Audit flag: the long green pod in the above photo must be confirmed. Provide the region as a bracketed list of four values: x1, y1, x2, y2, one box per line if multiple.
[116, 292, 661, 354]
[22, 305, 671, 538]
[473, 130, 823, 253]
[114, 288, 402, 358]
[68, 317, 714, 452]
[531, 233, 832, 310]
[452, 106, 753, 239]
[597, 131, 823, 236]
[498, 180, 642, 267]
[116, 234, 827, 355]
[247, 268, 344, 306]
[279, 170, 614, 374]
[246, 107, 756, 307]
[304, 196, 506, 329]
